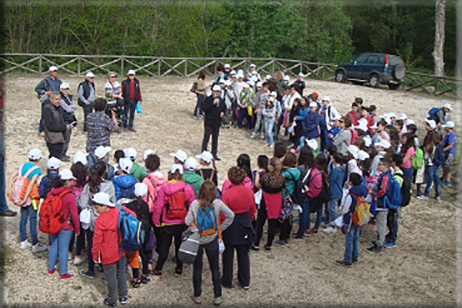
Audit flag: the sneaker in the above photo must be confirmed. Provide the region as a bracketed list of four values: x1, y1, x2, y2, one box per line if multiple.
[191, 296, 202, 305]
[67, 252, 73, 261]
[48, 268, 57, 275]
[73, 256, 86, 265]
[250, 133, 256, 139]
[60, 272, 76, 280]
[264, 245, 271, 251]
[128, 127, 137, 132]
[214, 157, 221, 161]
[119, 296, 128, 305]
[31, 243, 47, 253]
[417, 195, 429, 200]
[214, 297, 223, 306]
[311, 228, 318, 234]
[250, 245, 259, 251]
[104, 298, 116, 307]
[0, 209, 17, 217]
[384, 242, 396, 249]
[259, 134, 264, 139]
[435, 196, 441, 202]
[141, 275, 151, 283]
[131, 278, 141, 288]
[275, 239, 286, 246]
[293, 236, 304, 241]
[174, 268, 183, 277]
[366, 245, 382, 254]
[199, 115, 203, 120]
[322, 226, 337, 234]
[153, 270, 163, 277]
[20, 240, 32, 250]
[80, 269, 95, 279]
[335, 260, 352, 267]
[443, 180, 451, 187]
[193, 116, 198, 120]
[241, 285, 250, 290]
[352, 258, 358, 263]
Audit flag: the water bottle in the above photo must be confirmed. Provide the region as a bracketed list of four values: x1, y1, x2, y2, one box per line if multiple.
[136, 102, 142, 114]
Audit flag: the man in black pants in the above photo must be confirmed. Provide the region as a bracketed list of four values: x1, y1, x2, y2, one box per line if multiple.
[43, 92, 71, 160]
[121, 70, 142, 132]
[77, 72, 96, 131]
[201, 85, 226, 161]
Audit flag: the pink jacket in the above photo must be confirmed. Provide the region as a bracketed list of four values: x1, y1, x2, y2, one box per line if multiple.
[142, 171, 168, 213]
[306, 168, 322, 199]
[222, 177, 253, 195]
[152, 181, 195, 226]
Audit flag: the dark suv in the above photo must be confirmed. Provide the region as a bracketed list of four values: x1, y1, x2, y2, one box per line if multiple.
[335, 53, 405, 90]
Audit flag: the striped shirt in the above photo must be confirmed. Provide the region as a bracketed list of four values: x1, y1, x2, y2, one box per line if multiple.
[86, 112, 116, 153]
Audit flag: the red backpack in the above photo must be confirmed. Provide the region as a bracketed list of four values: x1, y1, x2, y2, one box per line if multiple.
[165, 189, 189, 220]
[39, 190, 71, 234]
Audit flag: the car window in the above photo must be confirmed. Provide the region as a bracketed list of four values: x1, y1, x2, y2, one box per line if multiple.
[354, 54, 369, 64]
[389, 56, 404, 66]
[367, 55, 379, 64]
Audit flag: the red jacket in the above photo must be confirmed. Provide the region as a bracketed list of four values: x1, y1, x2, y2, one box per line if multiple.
[49, 187, 80, 233]
[221, 184, 256, 221]
[92, 207, 121, 265]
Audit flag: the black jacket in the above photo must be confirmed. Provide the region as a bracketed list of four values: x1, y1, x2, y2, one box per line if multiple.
[43, 104, 66, 144]
[121, 78, 141, 102]
[78, 80, 95, 107]
[203, 95, 226, 127]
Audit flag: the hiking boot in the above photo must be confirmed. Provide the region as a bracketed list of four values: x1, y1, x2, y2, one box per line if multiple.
[80, 269, 95, 279]
[20, 240, 32, 250]
[191, 296, 202, 305]
[48, 268, 57, 275]
[366, 245, 382, 254]
[0, 209, 17, 217]
[214, 297, 223, 306]
[322, 226, 337, 234]
[31, 243, 47, 253]
[60, 272, 76, 280]
[73, 256, 86, 265]
[104, 298, 116, 307]
[384, 242, 396, 249]
[120, 296, 128, 305]
[417, 195, 429, 200]
[335, 260, 352, 267]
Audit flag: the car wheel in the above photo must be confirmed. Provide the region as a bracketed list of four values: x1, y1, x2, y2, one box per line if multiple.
[335, 71, 346, 83]
[369, 74, 380, 88]
[388, 83, 400, 90]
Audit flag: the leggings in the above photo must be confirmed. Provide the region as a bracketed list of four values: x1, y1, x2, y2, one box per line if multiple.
[254, 205, 278, 248]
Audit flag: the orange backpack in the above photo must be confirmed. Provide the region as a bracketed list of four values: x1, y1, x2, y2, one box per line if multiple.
[39, 190, 71, 234]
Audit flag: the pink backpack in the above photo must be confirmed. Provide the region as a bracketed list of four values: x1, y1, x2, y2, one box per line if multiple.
[10, 164, 39, 206]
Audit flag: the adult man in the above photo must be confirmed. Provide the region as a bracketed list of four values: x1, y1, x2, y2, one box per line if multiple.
[292, 73, 306, 96]
[43, 92, 71, 160]
[237, 83, 253, 130]
[121, 70, 142, 132]
[86, 98, 118, 154]
[78, 71, 96, 131]
[60, 83, 77, 160]
[35, 66, 62, 134]
[202, 85, 226, 161]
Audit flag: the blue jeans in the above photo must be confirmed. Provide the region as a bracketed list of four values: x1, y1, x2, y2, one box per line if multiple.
[264, 119, 274, 146]
[424, 165, 441, 197]
[386, 209, 399, 244]
[344, 224, 360, 263]
[123, 99, 137, 128]
[48, 229, 74, 275]
[299, 136, 306, 149]
[274, 113, 283, 140]
[402, 167, 413, 183]
[308, 201, 323, 230]
[326, 198, 340, 225]
[20, 206, 38, 244]
[296, 200, 310, 238]
[320, 124, 328, 152]
[0, 154, 10, 213]
[194, 94, 204, 117]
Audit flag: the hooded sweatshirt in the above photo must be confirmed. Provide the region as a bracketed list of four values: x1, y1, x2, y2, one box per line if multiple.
[183, 170, 204, 197]
[142, 171, 168, 213]
[92, 207, 120, 265]
[113, 174, 138, 200]
[49, 186, 80, 232]
[303, 111, 321, 139]
[282, 168, 301, 197]
[152, 181, 195, 226]
[342, 184, 368, 225]
[130, 162, 147, 182]
[329, 165, 346, 200]
[79, 180, 116, 231]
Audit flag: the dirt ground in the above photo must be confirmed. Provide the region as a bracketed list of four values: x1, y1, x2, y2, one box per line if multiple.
[1, 74, 460, 306]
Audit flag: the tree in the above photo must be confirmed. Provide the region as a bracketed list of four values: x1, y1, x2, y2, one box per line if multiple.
[433, 0, 446, 76]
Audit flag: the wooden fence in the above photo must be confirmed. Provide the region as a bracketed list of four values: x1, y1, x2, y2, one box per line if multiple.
[0, 53, 460, 98]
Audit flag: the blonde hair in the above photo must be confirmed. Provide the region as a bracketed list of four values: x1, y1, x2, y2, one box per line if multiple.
[268, 157, 281, 177]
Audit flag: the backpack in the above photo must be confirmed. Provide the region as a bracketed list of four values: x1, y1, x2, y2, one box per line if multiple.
[432, 145, 445, 166]
[117, 204, 145, 251]
[412, 147, 424, 170]
[165, 189, 189, 220]
[386, 176, 402, 210]
[279, 188, 294, 222]
[119, 186, 136, 200]
[350, 194, 371, 227]
[313, 174, 331, 205]
[39, 190, 71, 234]
[10, 164, 39, 206]
[428, 107, 442, 123]
[395, 173, 411, 207]
[197, 205, 218, 237]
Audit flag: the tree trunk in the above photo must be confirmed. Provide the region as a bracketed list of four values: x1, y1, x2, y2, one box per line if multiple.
[433, 0, 446, 77]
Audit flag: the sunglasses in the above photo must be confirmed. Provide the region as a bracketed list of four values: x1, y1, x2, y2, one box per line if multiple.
[110, 76, 117, 78]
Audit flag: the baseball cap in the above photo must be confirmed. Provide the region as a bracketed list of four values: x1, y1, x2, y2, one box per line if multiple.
[230, 70, 237, 75]
[85, 71, 95, 78]
[406, 119, 415, 126]
[212, 85, 221, 92]
[363, 135, 372, 147]
[59, 169, 75, 181]
[309, 102, 318, 108]
[73, 151, 88, 165]
[375, 140, 391, 149]
[312, 92, 319, 99]
[443, 102, 453, 110]
[123, 147, 137, 160]
[48, 66, 58, 72]
[224, 80, 232, 86]
[249, 63, 256, 68]
[134, 183, 148, 198]
[347, 145, 359, 159]
[399, 113, 408, 120]
[298, 72, 304, 77]
[425, 119, 437, 130]
[265, 75, 272, 80]
[270, 91, 278, 97]
[91, 192, 115, 207]
[170, 150, 187, 163]
[184, 157, 198, 170]
[60, 82, 70, 90]
[143, 149, 155, 161]
[388, 112, 397, 119]
[322, 96, 330, 102]
[242, 83, 250, 89]
[127, 69, 136, 76]
[358, 150, 370, 161]
[442, 121, 455, 128]
[47, 157, 61, 170]
[95, 146, 111, 159]
[368, 105, 377, 111]
[248, 80, 255, 87]
[283, 75, 290, 81]
[119, 158, 133, 173]
[170, 164, 184, 175]
[307, 139, 318, 151]
[251, 75, 259, 82]
[28, 148, 42, 161]
[236, 73, 244, 79]
[224, 63, 231, 69]
[196, 151, 214, 164]
[219, 79, 225, 84]
[256, 82, 263, 88]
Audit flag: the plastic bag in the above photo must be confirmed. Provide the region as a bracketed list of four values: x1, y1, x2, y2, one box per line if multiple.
[218, 239, 225, 254]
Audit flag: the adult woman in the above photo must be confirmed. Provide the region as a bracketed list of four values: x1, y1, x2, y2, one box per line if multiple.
[142, 154, 167, 213]
[47, 169, 80, 280]
[292, 96, 308, 148]
[419, 131, 444, 201]
[279, 153, 300, 244]
[253, 157, 285, 251]
[79, 161, 116, 279]
[400, 133, 416, 182]
[104, 71, 124, 126]
[194, 70, 207, 119]
[221, 167, 255, 290]
[222, 154, 254, 194]
[185, 181, 234, 305]
[152, 164, 195, 277]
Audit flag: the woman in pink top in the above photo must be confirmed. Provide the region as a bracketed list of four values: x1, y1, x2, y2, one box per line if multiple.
[400, 133, 416, 182]
[142, 154, 167, 213]
[222, 154, 254, 194]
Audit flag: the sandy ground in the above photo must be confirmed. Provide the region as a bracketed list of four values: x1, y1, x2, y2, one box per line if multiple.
[1, 74, 460, 306]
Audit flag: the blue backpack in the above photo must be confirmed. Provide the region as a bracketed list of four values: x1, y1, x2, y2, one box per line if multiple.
[428, 107, 442, 123]
[386, 176, 402, 210]
[117, 204, 145, 251]
[197, 205, 218, 237]
[432, 146, 445, 166]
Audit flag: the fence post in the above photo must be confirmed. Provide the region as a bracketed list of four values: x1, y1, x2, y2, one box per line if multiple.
[158, 57, 161, 77]
[272, 59, 275, 75]
[77, 56, 81, 76]
[38, 55, 42, 74]
[184, 59, 187, 77]
[120, 56, 124, 76]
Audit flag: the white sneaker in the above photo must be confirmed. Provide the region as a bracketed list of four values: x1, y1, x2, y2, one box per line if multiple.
[250, 133, 256, 139]
[73, 256, 86, 265]
[68, 252, 73, 261]
[31, 243, 47, 254]
[260, 134, 265, 139]
[20, 240, 32, 250]
[322, 226, 337, 234]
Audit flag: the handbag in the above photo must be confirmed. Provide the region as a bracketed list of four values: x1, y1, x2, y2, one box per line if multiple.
[190, 81, 198, 93]
[178, 227, 200, 264]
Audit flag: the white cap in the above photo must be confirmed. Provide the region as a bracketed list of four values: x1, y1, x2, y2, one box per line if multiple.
[73, 152, 88, 165]
[91, 192, 115, 207]
[184, 157, 198, 171]
[309, 102, 318, 108]
[143, 149, 155, 161]
[212, 85, 221, 92]
[251, 75, 259, 82]
[28, 148, 42, 161]
[127, 69, 136, 76]
[256, 81, 263, 88]
[347, 145, 359, 159]
[134, 183, 148, 198]
[123, 147, 137, 160]
[170, 150, 187, 163]
[425, 119, 437, 129]
[375, 140, 391, 149]
[265, 75, 272, 80]
[230, 70, 237, 75]
[248, 80, 255, 87]
[251, 71, 258, 75]
[270, 91, 278, 97]
[47, 157, 61, 170]
[60, 82, 70, 90]
[388, 112, 397, 119]
[249, 63, 256, 68]
[358, 150, 370, 161]
[358, 118, 368, 126]
[356, 122, 368, 132]
[406, 119, 415, 126]
[298, 72, 304, 77]
[443, 102, 453, 110]
[85, 71, 95, 78]
[95, 146, 111, 159]
[170, 164, 184, 175]
[283, 75, 290, 81]
[237, 69, 244, 75]
[196, 151, 214, 164]
[322, 96, 330, 101]
[370, 123, 378, 129]
[219, 79, 225, 84]
[363, 135, 372, 147]
[236, 73, 244, 79]
[119, 158, 133, 173]
[224, 80, 232, 86]
[59, 169, 75, 181]
[442, 121, 455, 128]
[381, 115, 391, 125]
[399, 113, 408, 120]
[332, 114, 342, 121]
[307, 139, 318, 151]
[224, 63, 231, 69]
[48, 66, 58, 72]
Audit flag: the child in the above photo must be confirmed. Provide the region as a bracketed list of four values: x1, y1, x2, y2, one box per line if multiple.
[113, 150, 125, 173]
[142, 154, 167, 213]
[371, 119, 390, 144]
[113, 158, 138, 201]
[301, 102, 321, 149]
[335, 172, 368, 266]
[124, 147, 147, 182]
[196, 151, 218, 187]
[323, 153, 346, 234]
[262, 97, 276, 148]
[91, 192, 128, 307]
[385, 154, 404, 249]
[89, 146, 115, 181]
[442, 121, 456, 186]
[170, 150, 188, 166]
[183, 157, 204, 197]
[8, 148, 47, 253]
[345, 102, 360, 126]
[39, 157, 61, 199]
[371, 140, 391, 176]
[327, 116, 342, 145]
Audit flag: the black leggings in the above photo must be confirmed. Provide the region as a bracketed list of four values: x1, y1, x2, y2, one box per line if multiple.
[155, 224, 187, 271]
[254, 206, 278, 247]
[139, 245, 150, 275]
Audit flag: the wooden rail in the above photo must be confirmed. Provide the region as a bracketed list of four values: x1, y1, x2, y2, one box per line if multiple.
[0, 53, 460, 98]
